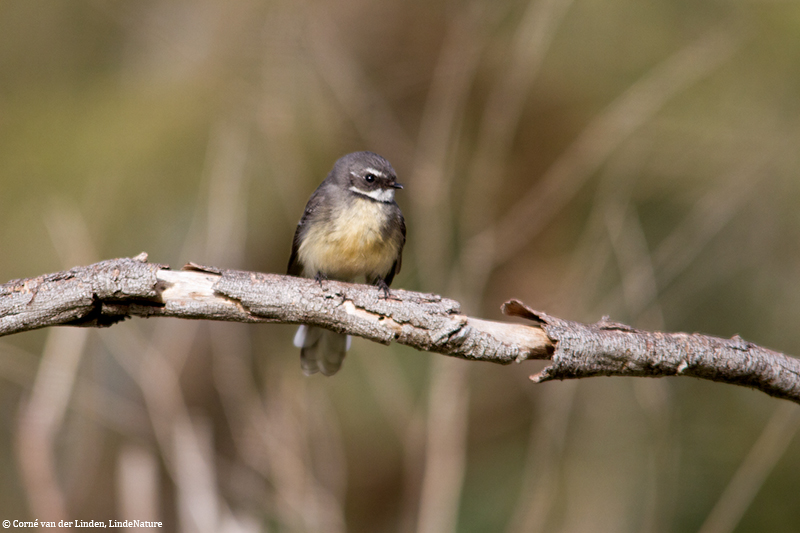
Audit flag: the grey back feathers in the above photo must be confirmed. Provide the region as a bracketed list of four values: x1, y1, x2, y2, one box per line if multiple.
[287, 152, 406, 376]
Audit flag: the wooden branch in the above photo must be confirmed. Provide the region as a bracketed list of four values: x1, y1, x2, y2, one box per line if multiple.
[0, 253, 550, 364]
[2, 254, 800, 404]
[502, 301, 800, 404]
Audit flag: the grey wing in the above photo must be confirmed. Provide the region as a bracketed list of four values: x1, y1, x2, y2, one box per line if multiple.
[287, 191, 325, 276]
[286, 222, 304, 276]
[383, 210, 406, 286]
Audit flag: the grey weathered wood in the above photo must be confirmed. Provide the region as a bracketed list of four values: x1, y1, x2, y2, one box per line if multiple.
[504, 300, 800, 404]
[2, 254, 800, 404]
[0, 254, 550, 365]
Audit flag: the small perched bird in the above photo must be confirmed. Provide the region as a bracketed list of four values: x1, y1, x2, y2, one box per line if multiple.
[287, 151, 406, 376]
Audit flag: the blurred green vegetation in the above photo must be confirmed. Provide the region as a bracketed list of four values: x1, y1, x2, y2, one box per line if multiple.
[2, 0, 800, 532]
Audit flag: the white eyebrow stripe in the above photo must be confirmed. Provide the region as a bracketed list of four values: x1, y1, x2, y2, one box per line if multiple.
[364, 167, 386, 177]
[349, 186, 395, 203]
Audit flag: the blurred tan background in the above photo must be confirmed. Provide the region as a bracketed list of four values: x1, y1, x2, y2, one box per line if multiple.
[2, 0, 800, 531]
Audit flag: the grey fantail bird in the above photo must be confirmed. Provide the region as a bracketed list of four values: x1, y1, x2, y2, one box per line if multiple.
[287, 151, 406, 376]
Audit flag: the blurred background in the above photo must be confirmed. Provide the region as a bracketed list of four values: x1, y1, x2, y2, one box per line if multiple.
[2, 0, 800, 531]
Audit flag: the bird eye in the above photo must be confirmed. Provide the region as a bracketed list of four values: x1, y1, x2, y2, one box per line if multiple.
[364, 173, 376, 183]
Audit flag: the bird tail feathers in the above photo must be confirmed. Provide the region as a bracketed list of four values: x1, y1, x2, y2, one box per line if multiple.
[294, 325, 351, 376]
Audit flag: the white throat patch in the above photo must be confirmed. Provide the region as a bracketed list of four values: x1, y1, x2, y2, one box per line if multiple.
[349, 186, 395, 203]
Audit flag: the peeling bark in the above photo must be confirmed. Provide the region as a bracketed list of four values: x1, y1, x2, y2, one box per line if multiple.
[2, 254, 800, 404]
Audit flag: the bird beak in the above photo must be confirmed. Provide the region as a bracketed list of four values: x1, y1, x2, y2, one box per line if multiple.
[391, 182, 404, 189]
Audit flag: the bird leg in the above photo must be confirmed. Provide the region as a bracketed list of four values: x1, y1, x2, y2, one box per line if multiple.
[376, 279, 392, 299]
[314, 271, 329, 288]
